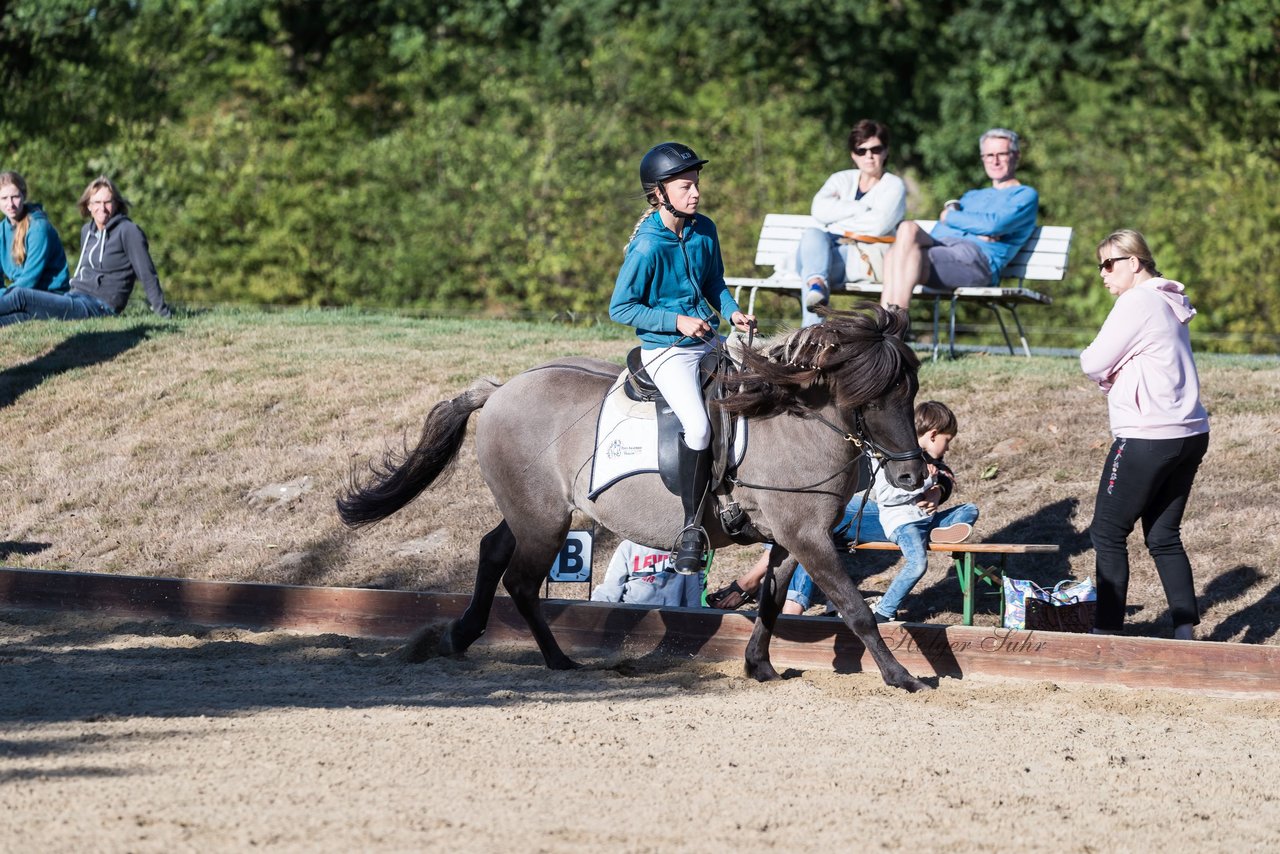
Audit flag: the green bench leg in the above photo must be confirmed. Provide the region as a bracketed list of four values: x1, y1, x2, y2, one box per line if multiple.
[954, 553, 1007, 627]
[955, 553, 976, 626]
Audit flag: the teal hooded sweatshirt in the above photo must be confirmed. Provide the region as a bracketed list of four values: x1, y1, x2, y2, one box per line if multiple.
[610, 211, 740, 348]
[0, 203, 70, 292]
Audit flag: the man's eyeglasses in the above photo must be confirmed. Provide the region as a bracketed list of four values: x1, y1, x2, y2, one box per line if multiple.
[1097, 256, 1132, 273]
[853, 144, 886, 156]
[980, 151, 1014, 162]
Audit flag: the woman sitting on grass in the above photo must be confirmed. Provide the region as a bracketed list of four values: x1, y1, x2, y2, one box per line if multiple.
[0, 171, 70, 296]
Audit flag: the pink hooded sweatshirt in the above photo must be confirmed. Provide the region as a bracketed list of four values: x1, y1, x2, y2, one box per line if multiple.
[1080, 278, 1209, 439]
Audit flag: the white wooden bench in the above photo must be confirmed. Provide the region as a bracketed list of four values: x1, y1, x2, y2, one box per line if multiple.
[725, 214, 1073, 358]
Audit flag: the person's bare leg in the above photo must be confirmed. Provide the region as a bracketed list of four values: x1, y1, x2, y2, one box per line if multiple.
[736, 551, 770, 595]
[881, 220, 933, 310]
[782, 601, 804, 615]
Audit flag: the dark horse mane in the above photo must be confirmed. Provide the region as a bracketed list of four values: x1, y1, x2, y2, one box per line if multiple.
[716, 302, 919, 420]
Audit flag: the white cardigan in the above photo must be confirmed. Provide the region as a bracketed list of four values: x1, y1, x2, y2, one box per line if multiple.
[809, 169, 907, 237]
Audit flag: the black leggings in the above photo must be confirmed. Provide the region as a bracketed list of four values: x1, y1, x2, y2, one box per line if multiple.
[1091, 433, 1209, 631]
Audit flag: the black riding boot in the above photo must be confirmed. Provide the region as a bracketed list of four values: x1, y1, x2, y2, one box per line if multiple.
[672, 436, 712, 575]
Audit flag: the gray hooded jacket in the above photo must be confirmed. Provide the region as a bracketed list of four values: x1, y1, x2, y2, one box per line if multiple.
[70, 213, 171, 317]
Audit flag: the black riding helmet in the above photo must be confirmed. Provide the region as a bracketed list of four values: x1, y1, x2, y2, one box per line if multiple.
[640, 142, 707, 219]
[640, 142, 708, 192]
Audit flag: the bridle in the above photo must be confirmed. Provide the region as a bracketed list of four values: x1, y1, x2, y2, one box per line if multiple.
[727, 404, 923, 495]
[811, 407, 925, 464]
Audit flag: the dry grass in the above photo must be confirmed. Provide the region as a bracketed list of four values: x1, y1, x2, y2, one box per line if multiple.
[2, 308, 1277, 643]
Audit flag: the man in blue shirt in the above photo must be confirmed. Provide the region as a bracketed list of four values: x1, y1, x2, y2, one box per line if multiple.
[880, 128, 1038, 312]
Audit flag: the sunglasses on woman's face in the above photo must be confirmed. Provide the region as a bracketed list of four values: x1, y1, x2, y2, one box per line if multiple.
[852, 145, 886, 156]
[1097, 256, 1132, 273]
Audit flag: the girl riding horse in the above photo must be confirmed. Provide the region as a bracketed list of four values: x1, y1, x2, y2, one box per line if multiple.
[608, 142, 755, 574]
[338, 303, 930, 691]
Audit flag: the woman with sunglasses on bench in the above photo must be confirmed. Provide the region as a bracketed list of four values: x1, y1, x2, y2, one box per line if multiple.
[796, 119, 906, 326]
[1081, 229, 1209, 640]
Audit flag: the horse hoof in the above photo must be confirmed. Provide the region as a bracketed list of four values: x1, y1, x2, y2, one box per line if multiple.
[547, 655, 582, 671]
[745, 661, 780, 682]
[432, 633, 457, 659]
[400, 621, 453, 662]
[892, 675, 933, 693]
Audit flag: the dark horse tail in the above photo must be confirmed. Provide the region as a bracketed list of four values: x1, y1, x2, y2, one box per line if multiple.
[337, 378, 501, 528]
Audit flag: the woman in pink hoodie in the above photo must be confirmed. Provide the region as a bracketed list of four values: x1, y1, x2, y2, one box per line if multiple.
[1080, 230, 1209, 640]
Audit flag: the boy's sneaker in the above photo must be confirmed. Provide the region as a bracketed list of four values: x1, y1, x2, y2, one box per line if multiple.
[930, 522, 973, 544]
[803, 281, 829, 309]
[873, 612, 892, 624]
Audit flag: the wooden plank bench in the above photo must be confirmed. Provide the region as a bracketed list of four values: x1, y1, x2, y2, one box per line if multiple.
[725, 213, 1073, 358]
[850, 541, 1061, 626]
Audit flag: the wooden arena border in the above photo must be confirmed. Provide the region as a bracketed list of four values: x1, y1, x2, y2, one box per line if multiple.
[2, 567, 1278, 698]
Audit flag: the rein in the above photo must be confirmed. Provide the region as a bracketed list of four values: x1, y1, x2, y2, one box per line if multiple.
[728, 455, 862, 495]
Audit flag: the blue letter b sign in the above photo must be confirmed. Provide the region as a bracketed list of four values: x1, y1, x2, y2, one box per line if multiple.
[549, 530, 593, 582]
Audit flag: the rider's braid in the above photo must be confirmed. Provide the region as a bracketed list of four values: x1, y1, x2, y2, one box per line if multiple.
[624, 202, 658, 253]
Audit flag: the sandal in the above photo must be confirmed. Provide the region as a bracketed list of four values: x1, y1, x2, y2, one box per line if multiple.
[707, 580, 756, 610]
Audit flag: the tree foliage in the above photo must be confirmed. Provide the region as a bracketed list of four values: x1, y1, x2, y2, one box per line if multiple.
[2, 0, 1276, 348]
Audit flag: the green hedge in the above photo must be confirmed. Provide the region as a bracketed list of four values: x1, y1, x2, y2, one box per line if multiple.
[2, 0, 1276, 351]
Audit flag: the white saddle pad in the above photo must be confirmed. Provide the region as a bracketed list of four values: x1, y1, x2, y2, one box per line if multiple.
[588, 369, 747, 499]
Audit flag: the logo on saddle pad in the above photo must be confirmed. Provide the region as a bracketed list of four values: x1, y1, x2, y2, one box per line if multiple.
[606, 439, 643, 459]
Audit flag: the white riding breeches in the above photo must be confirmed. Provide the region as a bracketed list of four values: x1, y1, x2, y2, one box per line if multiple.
[640, 340, 717, 451]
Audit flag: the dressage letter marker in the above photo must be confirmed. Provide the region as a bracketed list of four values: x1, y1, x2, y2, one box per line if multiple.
[549, 531, 593, 583]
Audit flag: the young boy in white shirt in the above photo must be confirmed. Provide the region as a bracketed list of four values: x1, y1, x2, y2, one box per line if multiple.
[870, 400, 978, 623]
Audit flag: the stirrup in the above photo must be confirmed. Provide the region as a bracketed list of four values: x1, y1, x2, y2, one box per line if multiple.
[670, 524, 708, 575]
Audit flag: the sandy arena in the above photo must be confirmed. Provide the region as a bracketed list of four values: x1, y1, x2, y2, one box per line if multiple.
[2, 608, 1278, 852]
